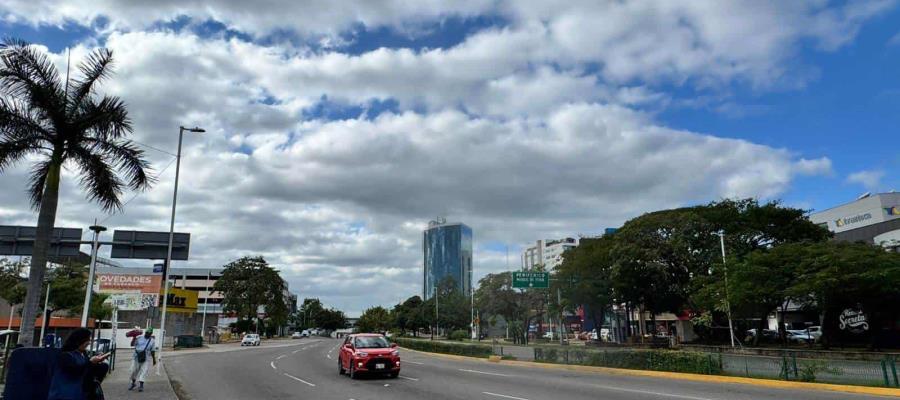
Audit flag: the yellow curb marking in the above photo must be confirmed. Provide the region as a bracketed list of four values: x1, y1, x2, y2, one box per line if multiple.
[400, 347, 900, 397]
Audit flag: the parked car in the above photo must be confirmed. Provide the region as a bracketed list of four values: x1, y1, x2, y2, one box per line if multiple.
[291, 332, 303, 339]
[745, 328, 779, 342]
[338, 333, 400, 379]
[786, 330, 814, 344]
[241, 333, 261, 346]
[806, 326, 822, 341]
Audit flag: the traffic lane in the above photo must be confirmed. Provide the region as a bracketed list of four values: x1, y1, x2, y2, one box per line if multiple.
[166, 340, 322, 399]
[275, 339, 463, 400]
[397, 348, 892, 400]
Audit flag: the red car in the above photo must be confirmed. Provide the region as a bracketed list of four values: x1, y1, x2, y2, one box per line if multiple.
[338, 333, 400, 379]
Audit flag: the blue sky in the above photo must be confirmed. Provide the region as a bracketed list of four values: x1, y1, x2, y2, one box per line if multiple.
[1, 1, 899, 313]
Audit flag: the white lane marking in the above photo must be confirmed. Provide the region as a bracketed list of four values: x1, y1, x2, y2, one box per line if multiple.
[398, 375, 419, 381]
[326, 354, 333, 359]
[589, 384, 713, 400]
[459, 369, 512, 377]
[293, 349, 301, 354]
[482, 392, 529, 400]
[276, 355, 286, 360]
[270, 361, 276, 370]
[283, 373, 316, 387]
[405, 360, 425, 365]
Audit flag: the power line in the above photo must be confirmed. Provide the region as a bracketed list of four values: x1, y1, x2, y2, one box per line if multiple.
[99, 157, 177, 225]
[131, 139, 178, 157]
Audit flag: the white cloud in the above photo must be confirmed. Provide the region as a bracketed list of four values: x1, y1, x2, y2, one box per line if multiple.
[0, 1, 878, 314]
[847, 170, 884, 191]
[889, 31, 900, 46]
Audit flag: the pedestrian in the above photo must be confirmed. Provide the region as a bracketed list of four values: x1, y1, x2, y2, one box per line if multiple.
[48, 328, 110, 400]
[129, 327, 157, 392]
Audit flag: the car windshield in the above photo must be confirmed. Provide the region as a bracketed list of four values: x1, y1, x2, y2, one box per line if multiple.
[354, 336, 390, 348]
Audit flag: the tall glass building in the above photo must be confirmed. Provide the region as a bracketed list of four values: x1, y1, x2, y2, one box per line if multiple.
[423, 220, 473, 299]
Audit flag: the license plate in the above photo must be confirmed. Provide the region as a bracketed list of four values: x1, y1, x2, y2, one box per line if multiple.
[375, 363, 385, 369]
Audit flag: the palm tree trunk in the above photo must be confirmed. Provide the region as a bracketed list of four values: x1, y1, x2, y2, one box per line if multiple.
[18, 161, 62, 346]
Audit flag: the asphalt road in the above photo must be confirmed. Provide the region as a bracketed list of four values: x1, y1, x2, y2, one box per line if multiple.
[166, 338, 894, 400]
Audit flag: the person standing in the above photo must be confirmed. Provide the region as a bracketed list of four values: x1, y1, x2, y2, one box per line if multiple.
[48, 328, 110, 400]
[129, 327, 156, 392]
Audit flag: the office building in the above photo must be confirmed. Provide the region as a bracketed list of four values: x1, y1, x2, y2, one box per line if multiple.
[809, 192, 900, 251]
[423, 219, 473, 299]
[521, 238, 578, 270]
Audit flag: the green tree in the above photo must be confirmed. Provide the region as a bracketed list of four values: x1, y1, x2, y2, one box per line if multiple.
[555, 236, 615, 334]
[0, 40, 154, 345]
[297, 298, 325, 329]
[214, 256, 288, 331]
[356, 306, 392, 333]
[317, 308, 348, 331]
[422, 276, 470, 335]
[786, 241, 900, 348]
[391, 296, 426, 336]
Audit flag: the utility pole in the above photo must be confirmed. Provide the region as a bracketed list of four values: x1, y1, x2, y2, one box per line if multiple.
[200, 269, 210, 340]
[718, 231, 736, 348]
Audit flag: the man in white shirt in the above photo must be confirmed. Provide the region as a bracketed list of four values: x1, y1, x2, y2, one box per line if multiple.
[129, 327, 157, 392]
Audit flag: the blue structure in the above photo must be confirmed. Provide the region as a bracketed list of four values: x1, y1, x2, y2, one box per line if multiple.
[423, 220, 473, 299]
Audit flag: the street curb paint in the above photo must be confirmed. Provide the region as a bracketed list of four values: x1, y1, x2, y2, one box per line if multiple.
[400, 347, 900, 397]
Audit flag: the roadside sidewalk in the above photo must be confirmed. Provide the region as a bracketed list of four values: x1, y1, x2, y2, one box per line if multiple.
[102, 350, 177, 399]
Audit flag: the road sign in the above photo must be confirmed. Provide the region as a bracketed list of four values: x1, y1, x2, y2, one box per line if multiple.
[111, 230, 190, 260]
[153, 263, 164, 273]
[512, 271, 549, 289]
[0, 225, 83, 257]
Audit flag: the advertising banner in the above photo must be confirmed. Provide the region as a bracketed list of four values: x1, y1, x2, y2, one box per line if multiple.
[160, 287, 199, 313]
[97, 274, 162, 293]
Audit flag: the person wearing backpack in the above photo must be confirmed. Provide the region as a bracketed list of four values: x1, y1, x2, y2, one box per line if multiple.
[128, 328, 156, 392]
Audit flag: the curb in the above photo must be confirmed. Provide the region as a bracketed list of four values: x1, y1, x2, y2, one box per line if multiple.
[400, 347, 900, 398]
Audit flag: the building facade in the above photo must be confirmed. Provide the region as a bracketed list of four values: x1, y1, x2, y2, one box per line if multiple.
[423, 220, 473, 299]
[809, 192, 900, 251]
[521, 238, 578, 270]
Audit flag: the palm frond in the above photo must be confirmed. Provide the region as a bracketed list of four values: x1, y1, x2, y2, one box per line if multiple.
[67, 144, 125, 211]
[69, 48, 114, 108]
[74, 95, 131, 140]
[0, 97, 54, 143]
[0, 137, 43, 172]
[0, 38, 66, 127]
[26, 159, 52, 209]
[82, 138, 155, 190]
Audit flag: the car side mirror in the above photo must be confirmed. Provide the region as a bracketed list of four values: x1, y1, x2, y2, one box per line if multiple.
[344, 343, 353, 349]
[391, 343, 398, 348]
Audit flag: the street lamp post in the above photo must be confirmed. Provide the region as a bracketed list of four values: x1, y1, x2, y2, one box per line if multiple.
[39, 280, 51, 347]
[718, 231, 736, 348]
[80, 223, 107, 327]
[158, 126, 204, 367]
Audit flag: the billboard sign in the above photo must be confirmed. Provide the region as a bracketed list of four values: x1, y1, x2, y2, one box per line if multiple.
[110, 230, 190, 260]
[160, 287, 198, 313]
[512, 271, 550, 288]
[0, 225, 83, 257]
[97, 274, 162, 293]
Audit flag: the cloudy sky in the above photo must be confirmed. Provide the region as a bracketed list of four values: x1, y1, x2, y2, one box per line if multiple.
[2, 1, 899, 316]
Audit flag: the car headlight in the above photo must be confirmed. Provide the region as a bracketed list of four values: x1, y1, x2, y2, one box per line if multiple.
[356, 352, 368, 357]
[391, 350, 399, 356]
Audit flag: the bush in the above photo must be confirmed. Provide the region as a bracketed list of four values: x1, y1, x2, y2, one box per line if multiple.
[394, 337, 492, 358]
[449, 330, 469, 341]
[535, 348, 722, 375]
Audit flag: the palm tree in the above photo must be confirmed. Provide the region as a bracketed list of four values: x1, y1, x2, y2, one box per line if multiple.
[0, 39, 153, 346]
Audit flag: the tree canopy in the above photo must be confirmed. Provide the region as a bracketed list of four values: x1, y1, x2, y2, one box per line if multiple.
[214, 256, 289, 328]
